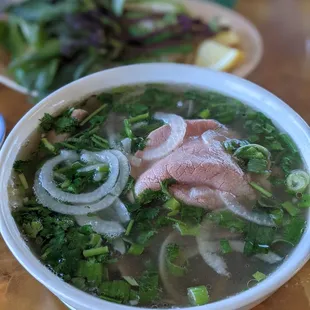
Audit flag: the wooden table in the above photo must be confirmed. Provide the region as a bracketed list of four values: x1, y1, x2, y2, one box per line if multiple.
[1, 0, 310, 309]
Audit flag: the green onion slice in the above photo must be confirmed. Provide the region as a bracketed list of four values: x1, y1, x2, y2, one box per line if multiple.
[122, 276, 139, 287]
[282, 201, 300, 216]
[173, 222, 200, 236]
[187, 285, 209, 306]
[18, 173, 29, 190]
[286, 170, 310, 194]
[234, 144, 271, 161]
[83, 246, 109, 258]
[298, 194, 310, 208]
[220, 239, 232, 254]
[249, 182, 273, 198]
[166, 243, 188, 277]
[128, 244, 144, 255]
[252, 271, 267, 282]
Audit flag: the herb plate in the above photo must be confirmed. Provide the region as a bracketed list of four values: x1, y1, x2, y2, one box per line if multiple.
[0, 0, 263, 96]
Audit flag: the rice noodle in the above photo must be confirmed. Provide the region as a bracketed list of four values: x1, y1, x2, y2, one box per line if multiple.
[220, 192, 276, 227]
[40, 150, 119, 204]
[141, 113, 187, 161]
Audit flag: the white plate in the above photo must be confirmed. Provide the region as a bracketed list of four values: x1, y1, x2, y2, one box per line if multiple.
[183, 0, 263, 77]
[0, 0, 263, 95]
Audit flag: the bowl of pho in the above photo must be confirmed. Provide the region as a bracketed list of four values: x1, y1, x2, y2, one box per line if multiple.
[0, 63, 309, 310]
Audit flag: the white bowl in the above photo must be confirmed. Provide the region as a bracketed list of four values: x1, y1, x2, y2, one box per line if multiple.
[0, 64, 309, 310]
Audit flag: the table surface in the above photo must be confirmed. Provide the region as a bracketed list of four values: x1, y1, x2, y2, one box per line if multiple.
[1, 0, 310, 309]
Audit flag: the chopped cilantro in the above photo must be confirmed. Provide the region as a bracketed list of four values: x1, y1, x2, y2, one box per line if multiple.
[138, 271, 159, 304]
[166, 243, 188, 277]
[13, 159, 31, 173]
[54, 115, 78, 134]
[39, 113, 54, 132]
[282, 217, 305, 245]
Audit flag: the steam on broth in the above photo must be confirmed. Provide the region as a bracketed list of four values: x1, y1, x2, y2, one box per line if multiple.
[11, 84, 308, 308]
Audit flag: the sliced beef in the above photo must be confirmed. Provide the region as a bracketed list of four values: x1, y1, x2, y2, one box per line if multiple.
[135, 138, 255, 202]
[71, 108, 88, 121]
[132, 119, 225, 178]
[133, 117, 255, 208]
[136, 119, 221, 155]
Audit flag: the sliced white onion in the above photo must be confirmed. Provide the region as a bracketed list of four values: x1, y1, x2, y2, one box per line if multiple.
[34, 177, 118, 215]
[255, 252, 283, 264]
[112, 198, 130, 223]
[195, 217, 281, 279]
[75, 214, 124, 239]
[197, 240, 230, 277]
[159, 232, 189, 304]
[196, 220, 230, 277]
[229, 240, 282, 264]
[121, 138, 132, 154]
[220, 192, 276, 227]
[77, 164, 106, 173]
[34, 150, 130, 215]
[40, 150, 119, 204]
[141, 113, 186, 161]
[183, 245, 199, 260]
[99, 198, 130, 224]
[80, 151, 97, 163]
[93, 171, 104, 182]
[110, 150, 131, 193]
[196, 217, 233, 277]
[112, 238, 126, 255]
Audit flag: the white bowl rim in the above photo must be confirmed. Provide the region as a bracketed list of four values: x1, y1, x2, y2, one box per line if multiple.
[0, 63, 310, 310]
[0, 114, 5, 147]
